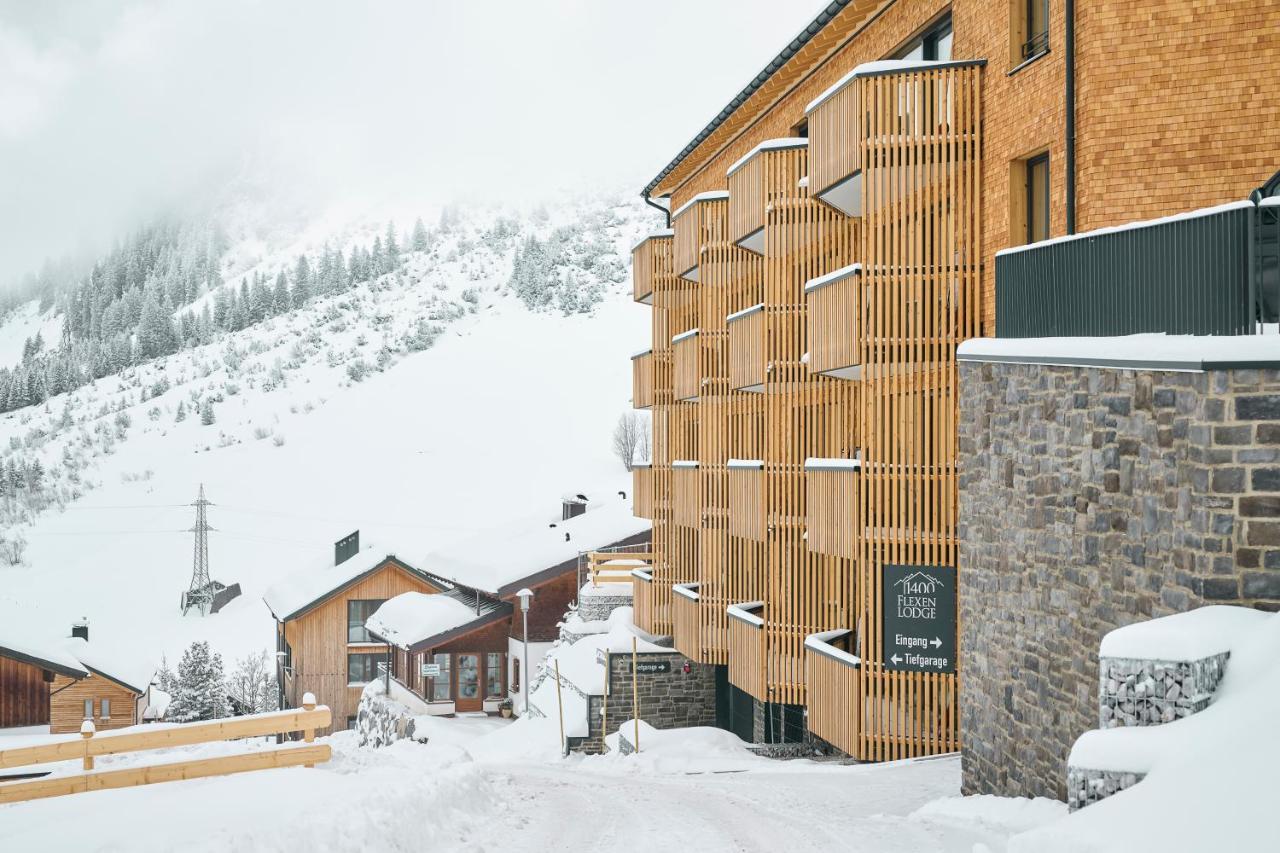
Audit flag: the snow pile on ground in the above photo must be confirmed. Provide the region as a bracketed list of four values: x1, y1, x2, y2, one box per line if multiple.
[1010, 610, 1280, 852]
[599, 719, 770, 773]
[1096, 604, 1270, 660]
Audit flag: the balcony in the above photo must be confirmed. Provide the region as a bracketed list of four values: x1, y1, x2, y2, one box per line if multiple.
[631, 230, 673, 305]
[804, 629, 860, 756]
[672, 460, 700, 527]
[805, 456, 860, 558]
[672, 583, 702, 663]
[726, 138, 809, 254]
[631, 348, 654, 409]
[631, 568, 655, 634]
[805, 264, 861, 379]
[632, 462, 653, 519]
[672, 328, 701, 401]
[728, 459, 764, 540]
[727, 601, 766, 700]
[672, 191, 730, 283]
[806, 59, 985, 217]
[727, 303, 766, 392]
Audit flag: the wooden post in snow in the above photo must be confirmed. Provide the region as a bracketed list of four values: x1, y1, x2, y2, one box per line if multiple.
[80, 720, 95, 771]
[554, 659, 566, 756]
[301, 692, 316, 767]
[631, 636, 639, 754]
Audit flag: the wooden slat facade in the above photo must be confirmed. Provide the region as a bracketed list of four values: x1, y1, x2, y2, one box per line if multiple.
[50, 674, 141, 735]
[635, 10, 981, 759]
[632, 463, 654, 519]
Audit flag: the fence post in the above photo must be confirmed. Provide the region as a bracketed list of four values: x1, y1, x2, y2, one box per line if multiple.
[554, 659, 566, 757]
[632, 636, 639, 754]
[80, 720, 95, 771]
[301, 692, 317, 768]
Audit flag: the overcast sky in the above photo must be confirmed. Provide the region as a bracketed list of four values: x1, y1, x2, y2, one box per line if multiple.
[0, 0, 824, 285]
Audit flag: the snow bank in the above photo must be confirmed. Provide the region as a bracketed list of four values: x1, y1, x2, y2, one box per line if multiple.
[1098, 605, 1271, 661]
[957, 332, 1280, 369]
[365, 592, 481, 650]
[1011, 610, 1280, 852]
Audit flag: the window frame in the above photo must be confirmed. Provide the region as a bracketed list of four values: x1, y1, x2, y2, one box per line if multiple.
[1025, 152, 1051, 245]
[346, 652, 382, 686]
[1023, 0, 1049, 60]
[893, 14, 953, 62]
[347, 599, 387, 644]
[485, 652, 504, 699]
[101, 698, 111, 719]
[84, 699, 94, 719]
[428, 653, 452, 701]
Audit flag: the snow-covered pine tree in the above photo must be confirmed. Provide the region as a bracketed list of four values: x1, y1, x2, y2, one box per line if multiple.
[293, 256, 312, 306]
[167, 640, 230, 722]
[200, 398, 215, 425]
[384, 220, 400, 269]
[273, 270, 291, 314]
[411, 217, 429, 252]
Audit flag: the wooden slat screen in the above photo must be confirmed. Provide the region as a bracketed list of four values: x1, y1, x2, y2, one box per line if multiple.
[728, 608, 766, 700]
[806, 268, 861, 375]
[633, 465, 654, 520]
[632, 350, 654, 409]
[727, 306, 766, 391]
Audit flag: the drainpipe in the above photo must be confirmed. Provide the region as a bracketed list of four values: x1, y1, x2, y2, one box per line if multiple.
[1065, 0, 1077, 234]
[643, 192, 671, 228]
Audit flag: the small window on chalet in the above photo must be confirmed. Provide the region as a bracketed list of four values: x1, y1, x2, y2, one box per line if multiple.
[1026, 152, 1050, 244]
[83, 699, 94, 719]
[347, 599, 386, 643]
[101, 698, 111, 719]
[347, 652, 381, 685]
[893, 14, 953, 61]
[429, 653, 451, 701]
[791, 119, 808, 139]
[511, 657, 521, 693]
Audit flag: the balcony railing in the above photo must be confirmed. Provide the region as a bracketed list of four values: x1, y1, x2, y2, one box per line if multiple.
[996, 199, 1276, 337]
[805, 457, 860, 558]
[672, 460, 700, 527]
[806, 59, 985, 217]
[728, 459, 765, 540]
[804, 629, 860, 756]
[631, 231, 672, 304]
[672, 191, 730, 282]
[632, 463, 653, 519]
[672, 583, 702, 663]
[805, 264, 861, 379]
[727, 303, 766, 392]
[672, 328, 701, 401]
[631, 568, 654, 633]
[727, 601, 766, 700]
[726, 138, 809, 253]
[631, 348, 654, 409]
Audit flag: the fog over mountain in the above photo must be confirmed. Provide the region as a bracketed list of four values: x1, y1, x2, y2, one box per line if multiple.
[0, 0, 820, 287]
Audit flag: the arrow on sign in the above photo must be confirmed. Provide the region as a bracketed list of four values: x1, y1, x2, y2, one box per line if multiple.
[930, 637, 942, 648]
[890, 654, 902, 665]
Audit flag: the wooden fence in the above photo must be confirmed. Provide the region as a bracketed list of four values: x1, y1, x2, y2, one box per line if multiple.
[0, 697, 331, 805]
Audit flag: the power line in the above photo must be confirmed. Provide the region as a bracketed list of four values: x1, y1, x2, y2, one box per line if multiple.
[216, 503, 481, 532]
[61, 503, 190, 510]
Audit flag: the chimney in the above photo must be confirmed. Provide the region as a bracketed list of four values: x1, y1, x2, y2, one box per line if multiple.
[335, 530, 360, 566]
[562, 494, 588, 521]
[71, 620, 89, 642]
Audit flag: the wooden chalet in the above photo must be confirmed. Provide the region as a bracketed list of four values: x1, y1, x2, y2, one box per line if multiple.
[262, 532, 454, 733]
[0, 634, 88, 730]
[49, 629, 156, 734]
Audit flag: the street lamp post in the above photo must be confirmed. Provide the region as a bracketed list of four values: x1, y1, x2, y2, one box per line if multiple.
[517, 588, 534, 715]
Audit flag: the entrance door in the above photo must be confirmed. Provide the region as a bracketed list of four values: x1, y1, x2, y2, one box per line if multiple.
[455, 654, 482, 712]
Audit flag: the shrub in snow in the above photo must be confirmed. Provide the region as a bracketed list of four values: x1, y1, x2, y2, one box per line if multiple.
[200, 399, 215, 425]
[167, 640, 231, 723]
[346, 359, 371, 383]
[227, 650, 279, 715]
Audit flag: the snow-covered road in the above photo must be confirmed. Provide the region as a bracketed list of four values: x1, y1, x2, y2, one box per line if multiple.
[0, 718, 1063, 852]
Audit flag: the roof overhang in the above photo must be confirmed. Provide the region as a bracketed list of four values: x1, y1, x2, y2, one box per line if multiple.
[0, 644, 88, 680]
[270, 556, 453, 622]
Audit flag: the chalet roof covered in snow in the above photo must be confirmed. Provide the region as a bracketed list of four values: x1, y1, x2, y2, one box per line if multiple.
[63, 636, 154, 695]
[420, 490, 651, 597]
[262, 547, 453, 621]
[366, 590, 512, 652]
[0, 626, 89, 679]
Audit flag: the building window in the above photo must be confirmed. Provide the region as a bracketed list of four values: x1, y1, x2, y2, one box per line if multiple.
[894, 14, 953, 62]
[791, 119, 808, 139]
[429, 653, 451, 701]
[511, 657, 521, 693]
[347, 599, 386, 643]
[1023, 0, 1049, 60]
[101, 699, 111, 719]
[486, 653, 503, 698]
[346, 715, 357, 729]
[1026, 152, 1050, 244]
[83, 699, 94, 719]
[347, 652, 381, 685]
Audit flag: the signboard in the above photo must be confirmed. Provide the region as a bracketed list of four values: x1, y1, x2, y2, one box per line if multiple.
[882, 564, 956, 674]
[629, 660, 671, 675]
[419, 662, 441, 678]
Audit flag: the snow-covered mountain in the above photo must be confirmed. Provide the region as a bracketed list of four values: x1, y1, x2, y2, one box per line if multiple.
[0, 192, 655, 672]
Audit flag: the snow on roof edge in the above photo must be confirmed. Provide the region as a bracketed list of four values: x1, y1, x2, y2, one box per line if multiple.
[725, 138, 809, 178]
[671, 191, 731, 222]
[996, 200, 1254, 258]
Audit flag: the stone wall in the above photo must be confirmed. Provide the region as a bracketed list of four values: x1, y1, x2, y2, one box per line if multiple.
[577, 651, 718, 753]
[959, 361, 1280, 798]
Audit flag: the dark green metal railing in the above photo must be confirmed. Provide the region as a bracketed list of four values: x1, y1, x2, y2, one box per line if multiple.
[996, 200, 1277, 338]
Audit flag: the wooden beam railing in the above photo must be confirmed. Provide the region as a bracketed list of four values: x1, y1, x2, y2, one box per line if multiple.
[588, 550, 654, 588]
[632, 233, 671, 304]
[631, 568, 655, 632]
[804, 629, 860, 756]
[0, 697, 331, 805]
[672, 583, 702, 663]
